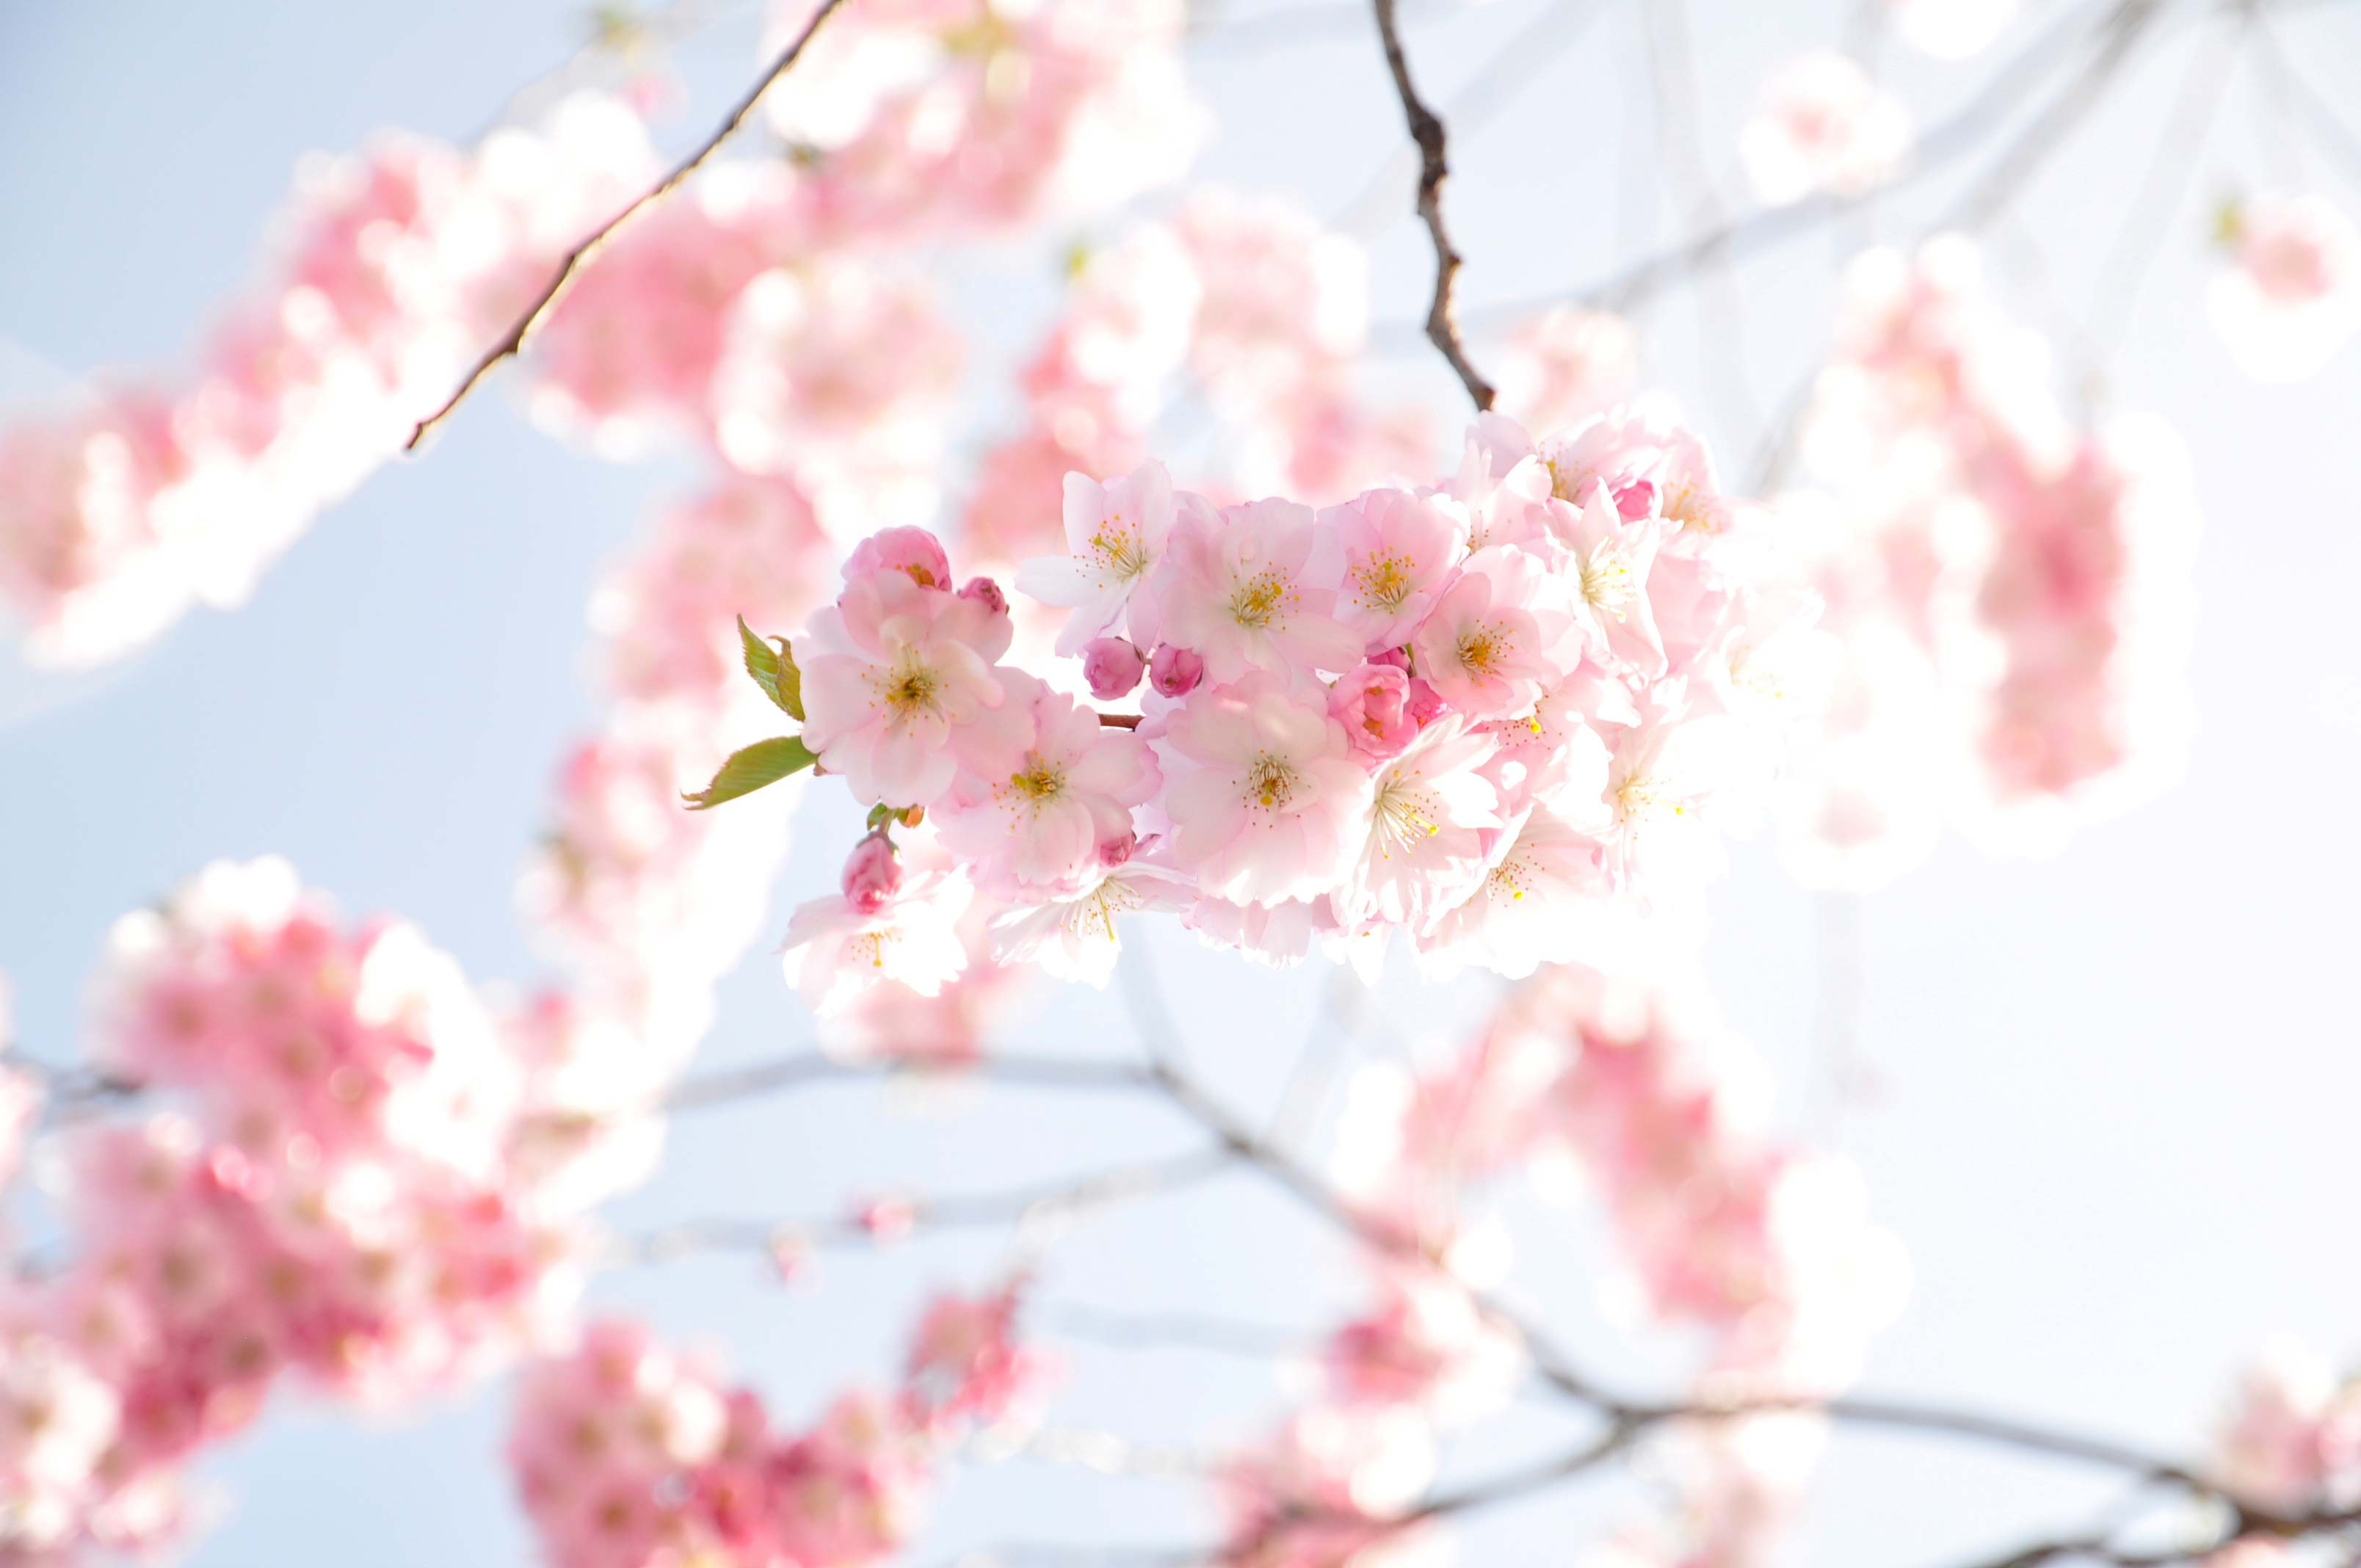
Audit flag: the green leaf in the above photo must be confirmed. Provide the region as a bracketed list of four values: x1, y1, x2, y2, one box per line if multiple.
[776, 638, 802, 721]
[738, 617, 802, 719]
[683, 736, 816, 810]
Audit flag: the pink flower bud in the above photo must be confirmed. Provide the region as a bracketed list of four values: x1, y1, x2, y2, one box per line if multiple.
[841, 835, 902, 914]
[1147, 645, 1205, 698]
[1329, 663, 1418, 758]
[1405, 676, 1446, 727]
[1081, 636, 1147, 700]
[845, 526, 951, 591]
[957, 576, 1007, 616]
[856, 1196, 916, 1243]
[1611, 479, 1656, 520]
[1366, 645, 1412, 672]
[1097, 830, 1137, 868]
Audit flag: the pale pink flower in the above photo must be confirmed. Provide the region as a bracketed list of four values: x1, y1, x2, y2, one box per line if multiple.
[1147, 496, 1362, 682]
[1338, 716, 1504, 933]
[990, 858, 1194, 987]
[1552, 484, 1669, 674]
[798, 570, 1018, 807]
[780, 858, 973, 1016]
[1415, 807, 1612, 978]
[2211, 193, 2361, 382]
[1741, 52, 1912, 206]
[1154, 671, 1373, 907]
[1407, 545, 1573, 720]
[1017, 462, 1186, 655]
[935, 672, 1158, 896]
[1326, 486, 1467, 652]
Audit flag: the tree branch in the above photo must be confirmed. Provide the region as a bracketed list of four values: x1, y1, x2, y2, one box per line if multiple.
[611, 1144, 1231, 1265]
[1456, 0, 2140, 330]
[1371, 0, 1495, 412]
[405, 0, 853, 451]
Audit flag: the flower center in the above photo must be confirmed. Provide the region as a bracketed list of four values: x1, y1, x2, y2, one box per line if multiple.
[1615, 772, 1684, 826]
[1354, 551, 1415, 614]
[1004, 756, 1067, 810]
[1245, 752, 1298, 812]
[1089, 514, 1150, 583]
[1371, 776, 1442, 857]
[1578, 551, 1637, 617]
[871, 654, 942, 725]
[1227, 570, 1294, 631]
[1455, 622, 1510, 675]
[1062, 877, 1147, 943]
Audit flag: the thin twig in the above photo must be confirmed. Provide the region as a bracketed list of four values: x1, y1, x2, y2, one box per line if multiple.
[1943, 0, 2166, 231]
[1370, 0, 1496, 411]
[1455, 0, 2126, 330]
[405, 0, 852, 450]
[610, 1145, 1230, 1265]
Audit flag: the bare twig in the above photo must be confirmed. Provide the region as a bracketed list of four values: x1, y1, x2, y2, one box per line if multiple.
[1370, 0, 1496, 411]
[405, 0, 852, 450]
[1456, 0, 2127, 330]
[1943, 0, 2166, 231]
[664, 1049, 1153, 1114]
[611, 1144, 1230, 1265]
[645, 1042, 2346, 1560]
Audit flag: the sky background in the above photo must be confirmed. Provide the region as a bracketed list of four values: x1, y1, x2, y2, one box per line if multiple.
[4, 0, 2360, 1563]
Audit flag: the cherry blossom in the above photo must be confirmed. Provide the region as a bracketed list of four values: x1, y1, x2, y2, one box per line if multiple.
[2209, 192, 2361, 382]
[1740, 51, 1912, 206]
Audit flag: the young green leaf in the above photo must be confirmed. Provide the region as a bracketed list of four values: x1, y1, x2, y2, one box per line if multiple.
[738, 617, 794, 716]
[775, 636, 803, 720]
[683, 736, 817, 810]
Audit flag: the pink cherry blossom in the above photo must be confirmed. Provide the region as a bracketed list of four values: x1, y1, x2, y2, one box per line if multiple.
[1154, 670, 1374, 908]
[1017, 462, 1187, 655]
[1407, 545, 1573, 720]
[2210, 192, 2361, 382]
[1327, 486, 1467, 653]
[1147, 496, 1361, 682]
[798, 570, 1017, 807]
[1740, 52, 1912, 206]
[781, 857, 973, 1017]
[934, 672, 1159, 896]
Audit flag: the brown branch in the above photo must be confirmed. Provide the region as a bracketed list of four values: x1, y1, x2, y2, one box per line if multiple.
[649, 1042, 2343, 1561]
[1098, 712, 1144, 730]
[404, 0, 853, 451]
[1371, 0, 1495, 413]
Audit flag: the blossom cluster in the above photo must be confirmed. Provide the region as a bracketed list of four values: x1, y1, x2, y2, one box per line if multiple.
[1774, 239, 2198, 888]
[0, 859, 650, 1557]
[0, 0, 1200, 669]
[509, 1283, 1046, 1568]
[743, 408, 1821, 1012]
[1208, 964, 1904, 1568]
[0, 100, 653, 666]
